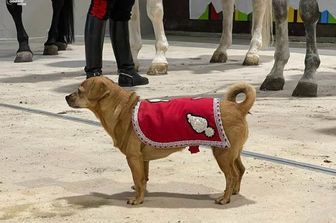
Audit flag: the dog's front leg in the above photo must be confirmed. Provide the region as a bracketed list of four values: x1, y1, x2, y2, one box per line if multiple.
[126, 156, 146, 205]
[131, 160, 150, 190]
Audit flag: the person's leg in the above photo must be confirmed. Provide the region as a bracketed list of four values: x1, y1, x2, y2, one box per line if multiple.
[84, 0, 108, 78]
[109, 0, 148, 86]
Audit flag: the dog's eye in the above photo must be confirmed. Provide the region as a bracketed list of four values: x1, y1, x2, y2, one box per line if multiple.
[77, 88, 82, 95]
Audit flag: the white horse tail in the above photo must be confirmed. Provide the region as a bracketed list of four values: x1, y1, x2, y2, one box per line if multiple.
[261, 0, 273, 48]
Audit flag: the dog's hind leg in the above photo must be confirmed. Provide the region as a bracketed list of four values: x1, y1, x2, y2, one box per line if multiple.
[144, 160, 149, 182]
[233, 155, 245, 194]
[212, 147, 239, 204]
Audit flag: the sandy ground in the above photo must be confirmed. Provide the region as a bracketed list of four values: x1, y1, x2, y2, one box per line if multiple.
[0, 35, 335, 223]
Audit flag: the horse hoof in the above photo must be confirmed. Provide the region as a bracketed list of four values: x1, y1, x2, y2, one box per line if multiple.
[14, 51, 33, 63]
[260, 76, 285, 91]
[43, 45, 58, 55]
[147, 63, 168, 75]
[55, 42, 67, 51]
[292, 81, 317, 97]
[210, 51, 227, 63]
[243, 54, 259, 66]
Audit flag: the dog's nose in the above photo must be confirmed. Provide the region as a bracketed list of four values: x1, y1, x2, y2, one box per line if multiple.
[65, 95, 70, 103]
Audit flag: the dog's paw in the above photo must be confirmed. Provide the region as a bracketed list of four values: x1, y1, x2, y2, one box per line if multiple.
[127, 197, 144, 205]
[232, 187, 240, 195]
[215, 196, 230, 205]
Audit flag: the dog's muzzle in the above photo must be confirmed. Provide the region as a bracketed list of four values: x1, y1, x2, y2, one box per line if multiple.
[65, 94, 77, 108]
[65, 95, 71, 105]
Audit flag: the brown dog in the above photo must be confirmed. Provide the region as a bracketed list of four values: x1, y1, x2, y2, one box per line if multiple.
[65, 76, 256, 205]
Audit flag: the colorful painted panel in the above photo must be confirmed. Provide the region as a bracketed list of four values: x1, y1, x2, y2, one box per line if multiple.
[189, 0, 336, 24]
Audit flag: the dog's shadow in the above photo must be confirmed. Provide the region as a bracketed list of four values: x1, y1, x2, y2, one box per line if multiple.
[58, 191, 255, 209]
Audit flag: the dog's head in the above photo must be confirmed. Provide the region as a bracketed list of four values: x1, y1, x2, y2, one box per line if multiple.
[65, 76, 111, 109]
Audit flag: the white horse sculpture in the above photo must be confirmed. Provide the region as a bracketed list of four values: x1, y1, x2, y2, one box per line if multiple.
[129, 0, 272, 75]
[210, 0, 272, 65]
[130, 0, 320, 97]
[129, 0, 168, 75]
[261, 0, 321, 97]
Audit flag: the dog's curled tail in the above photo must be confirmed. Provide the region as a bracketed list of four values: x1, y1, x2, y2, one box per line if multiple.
[225, 82, 256, 115]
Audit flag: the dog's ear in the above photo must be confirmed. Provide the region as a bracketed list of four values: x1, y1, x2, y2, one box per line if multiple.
[86, 79, 110, 101]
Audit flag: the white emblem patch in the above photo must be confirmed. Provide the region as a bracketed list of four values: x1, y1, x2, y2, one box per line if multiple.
[187, 114, 215, 138]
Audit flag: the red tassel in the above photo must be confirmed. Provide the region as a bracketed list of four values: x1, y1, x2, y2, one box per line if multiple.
[188, 146, 200, 154]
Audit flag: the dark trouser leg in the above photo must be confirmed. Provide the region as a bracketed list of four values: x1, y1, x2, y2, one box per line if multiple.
[6, 1, 33, 62]
[84, 14, 106, 78]
[109, 20, 148, 86]
[109, 0, 148, 87]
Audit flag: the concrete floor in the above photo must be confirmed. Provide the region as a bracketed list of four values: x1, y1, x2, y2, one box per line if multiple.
[0, 35, 335, 222]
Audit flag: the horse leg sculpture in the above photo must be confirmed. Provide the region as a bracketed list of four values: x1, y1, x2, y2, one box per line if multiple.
[55, 12, 68, 51]
[129, 0, 142, 72]
[44, 0, 65, 55]
[146, 0, 169, 75]
[243, 0, 271, 65]
[55, 0, 74, 51]
[292, 0, 320, 97]
[210, 0, 234, 63]
[260, 0, 289, 91]
[6, 2, 33, 63]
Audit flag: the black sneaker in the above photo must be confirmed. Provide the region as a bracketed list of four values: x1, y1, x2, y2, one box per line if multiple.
[118, 72, 149, 87]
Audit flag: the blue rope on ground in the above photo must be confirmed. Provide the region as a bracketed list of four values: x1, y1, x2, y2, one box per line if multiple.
[242, 150, 336, 176]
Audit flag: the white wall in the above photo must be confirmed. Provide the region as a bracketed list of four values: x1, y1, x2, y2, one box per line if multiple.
[0, 0, 90, 39]
[0, 0, 153, 40]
